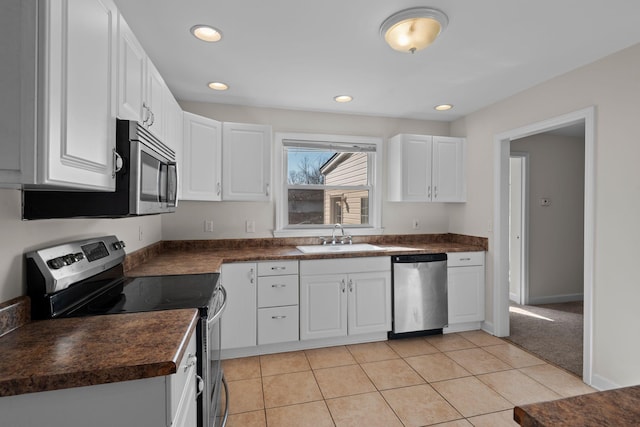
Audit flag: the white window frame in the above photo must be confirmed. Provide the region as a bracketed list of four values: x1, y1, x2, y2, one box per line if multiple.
[273, 132, 383, 237]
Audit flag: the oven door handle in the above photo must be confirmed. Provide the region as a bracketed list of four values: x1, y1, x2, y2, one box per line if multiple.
[221, 373, 229, 427]
[195, 374, 204, 398]
[207, 285, 228, 327]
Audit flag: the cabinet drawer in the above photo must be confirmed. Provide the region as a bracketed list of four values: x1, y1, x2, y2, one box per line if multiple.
[258, 275, 299, 308]
[167, 331, 197, 422]
[258, 306, 299, 345]
[447, 251, 485, 267]
[258, 260, 299, 276]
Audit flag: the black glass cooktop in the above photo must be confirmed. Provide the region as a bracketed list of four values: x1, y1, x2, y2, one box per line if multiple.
[66, 273, 220, 317]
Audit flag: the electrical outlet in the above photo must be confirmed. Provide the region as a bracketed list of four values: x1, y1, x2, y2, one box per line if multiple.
[204, 220, 214, 232]
[246, 220, 256, 233]
[412, 219, 419, 229]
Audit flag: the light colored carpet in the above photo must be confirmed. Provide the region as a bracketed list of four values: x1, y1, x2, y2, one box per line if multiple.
[506, 301, 583, 377]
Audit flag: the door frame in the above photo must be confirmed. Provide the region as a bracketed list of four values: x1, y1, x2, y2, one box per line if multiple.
[509, 152, 529, 305]
[492, 106, 595, 384]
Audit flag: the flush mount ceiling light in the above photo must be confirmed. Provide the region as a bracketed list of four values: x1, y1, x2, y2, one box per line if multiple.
[208, 81, 229, 91]
[380, 7, 448, 54]
[190, 25, 223, 42]
[334, 95, 353, 103]
[434, 104, 453, 111]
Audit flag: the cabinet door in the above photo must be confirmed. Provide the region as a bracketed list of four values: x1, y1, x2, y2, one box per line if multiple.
[145, 59, 165, 139]
[42, 0, 118, 190]
[432, 136, 466, 202]
[222, 122, 272, 201]
[447, 266, 485, 324]
[387, 134, 432, 201]
[182, 112, 222, 201]
[117, 13, 145, 122]
[348, 271, 391, 335]
[221, 263, 257, 349]
[300, 274, 347, 340]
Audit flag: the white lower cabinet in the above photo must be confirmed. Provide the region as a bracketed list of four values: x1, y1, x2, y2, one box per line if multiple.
[220, 262, 257, 349]
[446, 252, 485, 329]
[0, 332, 198, 427]
[300, 257, 391, 340]
[257, 260, 299, 345]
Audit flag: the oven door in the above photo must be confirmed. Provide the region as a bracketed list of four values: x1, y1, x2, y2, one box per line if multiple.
[205, 285, 228, 427]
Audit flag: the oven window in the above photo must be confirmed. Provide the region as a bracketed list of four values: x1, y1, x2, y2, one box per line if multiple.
[140, 151, 161, 202]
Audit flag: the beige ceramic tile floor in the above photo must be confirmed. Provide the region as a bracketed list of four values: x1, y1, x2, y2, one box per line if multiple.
[221, 331, 595, 427]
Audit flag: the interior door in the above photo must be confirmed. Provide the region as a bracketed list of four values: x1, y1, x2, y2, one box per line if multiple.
[509, 156, 524, 303]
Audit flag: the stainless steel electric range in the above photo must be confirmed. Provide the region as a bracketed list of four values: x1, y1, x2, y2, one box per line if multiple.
[26, 235, 228, 427]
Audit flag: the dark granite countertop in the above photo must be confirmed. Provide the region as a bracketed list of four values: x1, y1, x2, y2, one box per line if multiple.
[514, 385, 640, 426]
[125, 233, 487, 276]
[0, 306, 199, 397]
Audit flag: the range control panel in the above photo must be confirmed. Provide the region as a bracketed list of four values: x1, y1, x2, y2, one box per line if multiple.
[27, 236, 126, 294]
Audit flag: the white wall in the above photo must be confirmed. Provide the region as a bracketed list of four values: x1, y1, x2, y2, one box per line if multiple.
[511, 134, 584, 303]
[163, 103, 453, 240]
[0, 188, 162, 302]
[450, 42, 640, 387]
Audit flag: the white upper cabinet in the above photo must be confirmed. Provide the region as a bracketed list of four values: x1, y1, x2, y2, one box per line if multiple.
[387, 134, 466, 202]
[116, 13, 170, 142]
[117, 13, 145, 122]
[0, 0, 119, 190]
[222, 122, 272, 201]
[182, 112, 222, 201]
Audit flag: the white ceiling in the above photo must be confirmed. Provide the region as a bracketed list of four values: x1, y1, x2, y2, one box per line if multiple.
[114, 0, 640, 122]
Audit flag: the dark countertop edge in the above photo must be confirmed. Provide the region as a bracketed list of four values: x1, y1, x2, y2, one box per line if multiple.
[0, 309, 199, 398]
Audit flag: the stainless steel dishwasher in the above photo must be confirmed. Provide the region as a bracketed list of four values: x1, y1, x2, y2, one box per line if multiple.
[390, 253, 448, 337]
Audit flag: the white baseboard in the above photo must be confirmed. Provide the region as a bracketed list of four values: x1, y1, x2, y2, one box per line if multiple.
[443, 322, 482, 334]
[481, 320, 495, 336]
[221, 332, 388, 359]
[590, 373, 620, 391]
[528, 293, 584, 305]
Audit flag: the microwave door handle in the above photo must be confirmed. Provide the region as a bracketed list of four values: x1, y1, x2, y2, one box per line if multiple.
[158, 163, 166, 204]
[167, 162, 178, 207]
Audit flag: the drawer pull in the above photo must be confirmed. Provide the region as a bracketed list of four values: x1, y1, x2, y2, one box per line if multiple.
[271, 284, 287, 288]
[271, 266, 286, 271]
[271, 315, 287, 319]
[459, 258, 471, 261]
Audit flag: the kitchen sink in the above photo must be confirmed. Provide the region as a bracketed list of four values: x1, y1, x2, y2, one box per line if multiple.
[296, 243, 387, 254]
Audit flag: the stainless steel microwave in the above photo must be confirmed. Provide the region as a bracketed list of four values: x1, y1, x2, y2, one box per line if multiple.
[23, 120, 178, 219]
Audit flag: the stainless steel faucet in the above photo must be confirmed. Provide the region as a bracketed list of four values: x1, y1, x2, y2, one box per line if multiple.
[331, 223, 344, 245]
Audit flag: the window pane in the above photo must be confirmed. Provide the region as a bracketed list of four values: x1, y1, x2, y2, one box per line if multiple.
[287, 149, 369, 186]
[287, 148, 334, 184]
[288, 189, 370, 226]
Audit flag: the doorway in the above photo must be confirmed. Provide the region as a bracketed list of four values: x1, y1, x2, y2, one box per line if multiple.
[492, 107, 595, 384]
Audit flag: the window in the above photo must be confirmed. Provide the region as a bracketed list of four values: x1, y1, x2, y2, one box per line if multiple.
[275, 133, 382, 236]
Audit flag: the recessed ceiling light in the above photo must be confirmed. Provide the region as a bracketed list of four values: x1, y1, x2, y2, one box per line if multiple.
[190, 25, 222, 42]
[434, 104, 453, 111]
[334, 95, 353, 103]
[208, 82, 229, 91]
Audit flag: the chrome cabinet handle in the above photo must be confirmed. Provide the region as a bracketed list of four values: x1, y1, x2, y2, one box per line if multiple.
[341, 279, 346, 293]
[348, 279, 353, 292]
[460, 257, 471, 261]
[271, 266, 286, 271]
[434, 186, 438, 199]
[271, 284, 287, 288]
[149, 109, 155, 126]
[271, 315, 287, 319]
[195, 375, 204, 397]
[428, 185, 432, 199]
[112, 149, 123, 178]
[184, 353, 197, 372]
[266, 183, 270, 197]
[249, 268, 255, 284]
[217, 182, 221, 196]
[142, 103, 149, 124]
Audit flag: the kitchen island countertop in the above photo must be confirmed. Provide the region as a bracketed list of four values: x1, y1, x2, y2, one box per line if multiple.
[0, 307, 199, 397]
